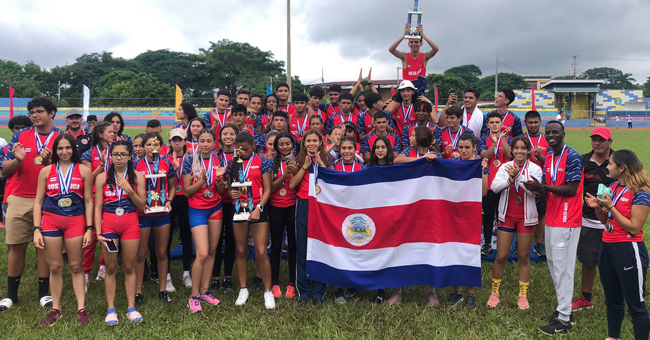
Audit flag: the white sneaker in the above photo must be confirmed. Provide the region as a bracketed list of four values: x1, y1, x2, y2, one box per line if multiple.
[166, 278, 176, 292]
[235, 288, 249, 306]
[264, 290, 276, 310]
[0, 298, 13, 311]
[40, 295, 53, 307]
[96, 266, 106, 281]
[182, 276, 192, 288]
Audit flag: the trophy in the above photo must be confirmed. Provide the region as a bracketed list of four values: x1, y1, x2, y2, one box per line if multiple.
[144, 148, 169, 214]
[232, 147, 254, 222]
[404, 0, 422, 40]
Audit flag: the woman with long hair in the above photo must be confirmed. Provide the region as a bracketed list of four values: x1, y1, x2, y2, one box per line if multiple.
[289, 129, 331, 307]
[488, 136, 542, 311]
[182, 129, 227, 313]
[210, 123, 238, 293]
[103, 111, 133, 145]
[227, 132, 275, 309]
[264, 131, 280, 159]
[94, 140, 146, 325]
[268, 132, 299, 299]
[174, 103, 199, 134]
[585, 149, 650, 340]
[165, 128, 193, 288]
[132, 133, 146, 162]
[186, 117, 207, 154]
[33, 134, 94, 326]
[258, 94, 279, 134]
[368, 136, 395, 167]
[134, 133, 177, 306]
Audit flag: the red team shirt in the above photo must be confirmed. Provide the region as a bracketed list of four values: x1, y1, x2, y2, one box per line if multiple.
[270, 159, 298, 208]
[182, 154, 224, 209]
[165, 154, 186, 196]
[289, 114, 310, 142]
[5, 126, 63, 197]
[204, 109, 230, 147]
[217, 151, 235, 204]
[82, 146, 112, 175]
[134, 158, 175, 216]
[393, 103, 417, 137]
[43, 163, 85, 216]
[334, 161, 363, 172]
[543, 145, 584, 227]
[436, 126, 474, 160]
[102, 175, 138, 214]
[278, 103, 297, 117]
[603, 183, 650, 243]
[401, 122, 437, 148]
[402, 53, 426, 81]
[525, 133, 548, 169]
[360, 132, 401, 154]
[226, 154, 272, 207]
[478, 135, 513, 190]
[325, 104, 341, 120]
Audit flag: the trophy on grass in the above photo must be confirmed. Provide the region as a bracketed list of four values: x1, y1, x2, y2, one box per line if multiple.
[144, 149, 169, 214]
[404, 0, 423, 40]
[232, 147, 254, 222]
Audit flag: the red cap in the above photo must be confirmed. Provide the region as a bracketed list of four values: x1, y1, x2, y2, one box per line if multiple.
[590, 127, 612, 140]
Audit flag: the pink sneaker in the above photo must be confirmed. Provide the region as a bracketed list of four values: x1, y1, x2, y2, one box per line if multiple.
[285, 285, 296, 299]
[388, 290, 402, 305]
[571, 295, 593, 311]
[517, 295, 529, 310]
[486, 293, 500, 308]
[427, 291, 439, 307]
[200, 292, 221, 306]
[272, 285, 282, 298]
[188, 297, 202, 313]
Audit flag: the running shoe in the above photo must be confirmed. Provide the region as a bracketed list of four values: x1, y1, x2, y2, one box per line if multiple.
[486, 293, 500, 308]
[159, 291, 172, 305]
[77, 308, 90, 325]
[96, 266, 106, 281]
[208, 280, 221, 293]
[387, 290, 402, 305]
[199, 292, 220, 306]
[334, 288, 346, 305]
[375, 289, 385, 304]
[249, 276, 263, 291]
[481, 244, 493, 256]
[39, 295, 53, 307]
[571, 295, 593, 311]
[540, 311, 576, 325]
[105, 308, 118, 326]
[272, 285, 282, 298]
[188, 296, 202, 313]
[222, 278, 235, 293]
[134, 293, 143, 309]
[183, 276, 192, 288]
[534, 242, 546, 257]
[298, 298, 309, 308]
[127, 308, 142, 323]
[344, 288, 357, 299]
[264, 290, 276, 310]
[517, 295, 530, 310]
[285, 285, 296, 299]
[464, 293, 477, 310]
[446, 290, 464, 307]
[312, 298, 323, 307]
[0, 298, 13, 311]
[427, 291, 439, 307]
[166, 278, 176, 293]
[235, 288, 249, 306]
[40, 308, 62, 326]
[539, 319, 571, 335]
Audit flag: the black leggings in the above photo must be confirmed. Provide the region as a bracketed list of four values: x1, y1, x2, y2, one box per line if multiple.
[269, 204, 296, 286]
[213, 202, 235, 278]
[481, 190, 499, 245]
[169, 195, 192, 272]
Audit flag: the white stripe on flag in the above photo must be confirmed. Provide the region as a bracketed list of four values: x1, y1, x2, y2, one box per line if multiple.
[315, 177, 482, 209]
[306, 238, 481, 271]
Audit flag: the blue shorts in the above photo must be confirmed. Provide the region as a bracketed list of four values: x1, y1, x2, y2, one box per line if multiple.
[138, 214, 171, 229]
[189, 203, 223, 229]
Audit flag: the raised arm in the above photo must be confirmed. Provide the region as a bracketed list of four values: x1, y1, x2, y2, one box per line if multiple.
[388, 24, 409, 60]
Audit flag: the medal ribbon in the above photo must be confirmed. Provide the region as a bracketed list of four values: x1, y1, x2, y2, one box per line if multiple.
[175, 155, 185, 182]
[115, 171, 128, 207]
[240, 156, 254, 182]
[343, 162, 356, 173]
[493, 135, 503, 160]
[190, 141, 198, 153]
[550, 145, 567, 184]
[527, 134, 540, 150]
[297, 115, 308, 137]
[330, 104, 340, 115]
[35, 129, 56, 154]
[448, 127, 464, 151]
[514, 160, 529, 193]
[340, 113, 352, 123]
[214, 109, 227, 128]
[401, 103, 413, 125]
[608, 184, 628, 220]
[57, 162, 74, 195]
[143, 157, 158, 188]
[279, 159, 286, 185]
[201, 156, 214, 186]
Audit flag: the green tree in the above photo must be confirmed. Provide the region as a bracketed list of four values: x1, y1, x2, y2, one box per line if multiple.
[133, 49, 207, 97]
[473, 73, 528, 102]
[581, 67, 636, 89]
[642, 77, 650, 97]
[0, 59, 48, 98]
[99, 73, 174, 106]
[444, 64, 482, 88]
[425, 73, 466, 102]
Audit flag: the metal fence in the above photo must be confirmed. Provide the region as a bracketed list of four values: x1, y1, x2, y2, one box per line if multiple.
[54, 98, 217, 108]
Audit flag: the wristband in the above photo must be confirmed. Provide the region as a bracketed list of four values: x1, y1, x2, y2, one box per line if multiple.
[86, 225, 95, 231]
[32, 226, 42, 232]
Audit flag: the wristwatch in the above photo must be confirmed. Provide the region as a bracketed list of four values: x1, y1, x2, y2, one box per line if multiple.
[540, 184, 547, 193]
[32, 226, 42, 232]
[256, 204, 264, 212]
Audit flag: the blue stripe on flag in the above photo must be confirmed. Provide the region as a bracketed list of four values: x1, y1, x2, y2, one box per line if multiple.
[307, 261, 482, 290]
[317, 158, 480, 186]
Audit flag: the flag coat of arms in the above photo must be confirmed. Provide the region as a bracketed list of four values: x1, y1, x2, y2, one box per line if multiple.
[307, 159, 482, 290]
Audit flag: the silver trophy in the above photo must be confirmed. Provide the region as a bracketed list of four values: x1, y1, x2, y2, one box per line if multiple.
[232, 147, 254, 222]
[404, 0, 422, 40]
[144, 150, 170, 214]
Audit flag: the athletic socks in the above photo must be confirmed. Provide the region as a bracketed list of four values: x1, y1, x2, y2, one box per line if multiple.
[38, 277, 50, 298]
[491, 278, 502, 294]
[518, 281, 529, 297]
[183, 271, 190, 278]
[582, 291, 592, 301]
[7, 276, 21, 302]
[427, 286, 436, 293]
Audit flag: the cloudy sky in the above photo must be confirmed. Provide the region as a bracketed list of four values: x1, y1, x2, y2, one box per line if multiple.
[2, 0, 650, 85]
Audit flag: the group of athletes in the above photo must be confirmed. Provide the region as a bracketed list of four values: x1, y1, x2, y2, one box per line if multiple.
[0, 24, 648, 339]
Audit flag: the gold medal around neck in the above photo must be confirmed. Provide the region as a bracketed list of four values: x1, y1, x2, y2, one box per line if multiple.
[279, 188, 287, 197]
[515, 196, 523, 205]
[34, 156, 43, 165]
[203, 189, 214, 199]
[492, 159, 501, 167]
[315, 186, 321, 195]
[57, 198, 72, 208]
[451, 152, 460, 159]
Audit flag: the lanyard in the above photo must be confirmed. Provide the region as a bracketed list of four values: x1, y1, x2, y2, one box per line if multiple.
[448, 126, 464, 151]
[214, 109, 227, 128]
[35, 129, 55, 154]
[240, 156, 254, 182]
[550, 145, 567, 184]
[342, 161, 357, 173]
[115, 171, 128, 207]
[340, 113, 352, 123]
[297, 115, 308, 136]
[527, 134, 541, 149]
[493, 135, 503, 159]
[201, 156, 214, 186]
[175, 155, 185, 182]
[401, 103, 413, 124]
[143, 157, 159, 187]
[514, 160, 529, 193]
[57, 163, 74, 195]
[608, 184, 628, 220]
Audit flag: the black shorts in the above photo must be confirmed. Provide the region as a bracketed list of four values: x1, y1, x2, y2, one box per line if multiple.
[231, 205, 269, 224]
[577, 227, 604, 267]
[535, 195, 547, 216]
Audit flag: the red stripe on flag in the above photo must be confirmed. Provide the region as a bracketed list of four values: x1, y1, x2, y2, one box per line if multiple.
[308, 199, 481, 250]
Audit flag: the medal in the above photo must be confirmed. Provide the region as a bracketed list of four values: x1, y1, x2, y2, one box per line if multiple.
[451, 152, 460, 159]
[34, 156, 43, 165]
[448, 126, 464, 155]
[605, 222, 614, 233]
[57, 198, 72, 208]
[513, 160, 529, 197]
[297, 115, 308, 137]
[515, 196, 523, 205]
[203, 189, 214, 198]
[492, 134, 503, 168]
[114, 171, 128, 216]
[201, 155, 215, 189]
[315, 185, 321, 195]
[492, 159, 501, 167]
[56, 162, 75, 208]
[115, 207, 125, 216]
[279, 188, 287, 196]
[34, 128, 56, 165]
[176, 185, 182, 192]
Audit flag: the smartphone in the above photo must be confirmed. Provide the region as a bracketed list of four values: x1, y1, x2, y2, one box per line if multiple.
[285, 154, 295, 165]
[104, 239, 119, 253]
[450, 88, 456, 94]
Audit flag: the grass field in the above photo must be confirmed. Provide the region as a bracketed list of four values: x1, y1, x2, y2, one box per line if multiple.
[0, 127, 649, 339]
